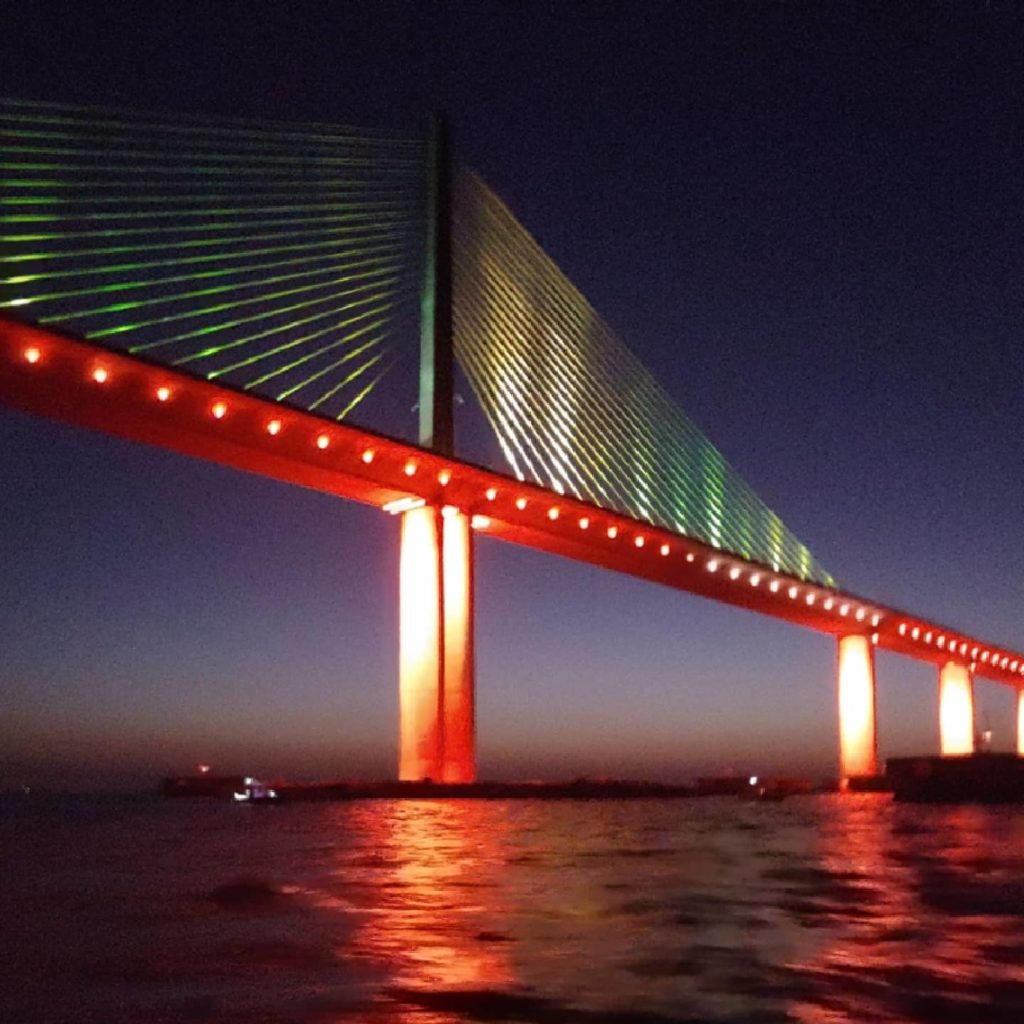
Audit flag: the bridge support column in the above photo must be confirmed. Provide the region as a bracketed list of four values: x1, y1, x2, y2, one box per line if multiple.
[399, 504, 475, 782]
[1017, 690, 1024, 757]
[837, 634, 878, 788]
[938, 661, 974, 755]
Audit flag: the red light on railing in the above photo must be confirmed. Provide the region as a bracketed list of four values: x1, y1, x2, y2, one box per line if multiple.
[361, 449, 375, 464]
[515, 497, 527, 510]
[404, 461, 417, 476]
[211, 401, 227, 419]
[316, 434, 330, 450]
[607, 526, 618, 538]
[266, 419, 281, 435]
[438, 469, 451, 485]
[156, 386, 171, 402]
[547, 507, 559, 521]
[579, 517, 589, 529]
[485, 487, 497, 501]
[23, 346, 41, 364]
[92, 367, 109, 384]
[659, 543, 669, 556]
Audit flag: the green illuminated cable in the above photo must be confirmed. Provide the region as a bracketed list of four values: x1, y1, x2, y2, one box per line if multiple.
[198, 289, 399, 373]
[0, 208, 418, 252]
[95, 255, 404, 339]
[333, 356, 400, 421]
[0, 97, 417, 140]
[246, 310, 396, 390]
[4, 228, 411, 296]
[281, 334, 390, 402]
[0, 146, 420, 174]
[127, 264, 402, 352]
[304, 347, 389, 408]
[0, 100, 424, 437]
[3, 223, 413, 285]
[0, 198, 416, 224]
[29, 243, 405, 319]
[169, 278, 400, 366]
[452, 170, 833, 584]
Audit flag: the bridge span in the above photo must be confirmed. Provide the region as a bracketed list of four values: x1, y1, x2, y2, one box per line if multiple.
[3, 316, 1022, 785]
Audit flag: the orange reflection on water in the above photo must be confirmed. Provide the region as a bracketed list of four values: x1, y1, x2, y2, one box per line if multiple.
[788, 796, 1024, 1023]
[343, 800, 514, 1001]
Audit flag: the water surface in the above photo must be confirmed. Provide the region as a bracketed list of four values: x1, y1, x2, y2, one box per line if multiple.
[3, 793, 1024, 1022]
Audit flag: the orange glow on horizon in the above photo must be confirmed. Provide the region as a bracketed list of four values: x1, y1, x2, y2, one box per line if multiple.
[939, 662, 974, 755]
[837, 634, 877, 784]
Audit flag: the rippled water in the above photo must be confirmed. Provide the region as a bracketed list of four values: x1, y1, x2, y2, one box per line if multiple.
[3, 794, 1024, 1022]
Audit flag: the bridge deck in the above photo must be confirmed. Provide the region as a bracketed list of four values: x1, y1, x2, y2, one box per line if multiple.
[2, 316, 1021, 689]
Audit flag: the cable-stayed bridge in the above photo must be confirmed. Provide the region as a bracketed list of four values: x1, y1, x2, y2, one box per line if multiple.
[1, 99, 1020, 785]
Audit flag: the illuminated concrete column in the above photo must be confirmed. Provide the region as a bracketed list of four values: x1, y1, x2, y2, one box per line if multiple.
[837, 634, 878, 786]
[1017, 690, 1024, 758]
[399, 505, 475, 782]
[938, 661, 974, 756]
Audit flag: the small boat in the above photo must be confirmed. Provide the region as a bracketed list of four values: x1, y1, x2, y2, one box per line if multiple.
[233, 776, 279, 804]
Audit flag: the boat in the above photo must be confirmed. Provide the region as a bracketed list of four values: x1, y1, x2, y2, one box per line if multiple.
[232, 776, 280, 804]
[886, 753, 1024, 803]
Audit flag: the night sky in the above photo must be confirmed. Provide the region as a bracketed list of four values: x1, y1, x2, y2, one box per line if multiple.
[2, 2, 1022, 789]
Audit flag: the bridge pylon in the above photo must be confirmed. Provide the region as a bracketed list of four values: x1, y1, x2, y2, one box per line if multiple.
[397, 115, 476, 782]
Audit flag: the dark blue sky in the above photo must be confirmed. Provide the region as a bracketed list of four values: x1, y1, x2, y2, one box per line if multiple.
[2, 2, 1022, 787]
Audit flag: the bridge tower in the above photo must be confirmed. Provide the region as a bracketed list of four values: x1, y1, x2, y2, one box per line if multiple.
[398, 117, 476, 782]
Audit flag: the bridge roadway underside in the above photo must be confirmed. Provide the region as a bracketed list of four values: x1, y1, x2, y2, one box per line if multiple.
[2, 318, 1023, 779]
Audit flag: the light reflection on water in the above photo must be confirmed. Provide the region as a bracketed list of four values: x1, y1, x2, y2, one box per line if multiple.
[2, 793, 1024, 1022]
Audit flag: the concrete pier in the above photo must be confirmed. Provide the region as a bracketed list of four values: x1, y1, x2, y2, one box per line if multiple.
[938, 661, 974, 756]
[837, 634, 877, 786]
[399, 504, 475, 782]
